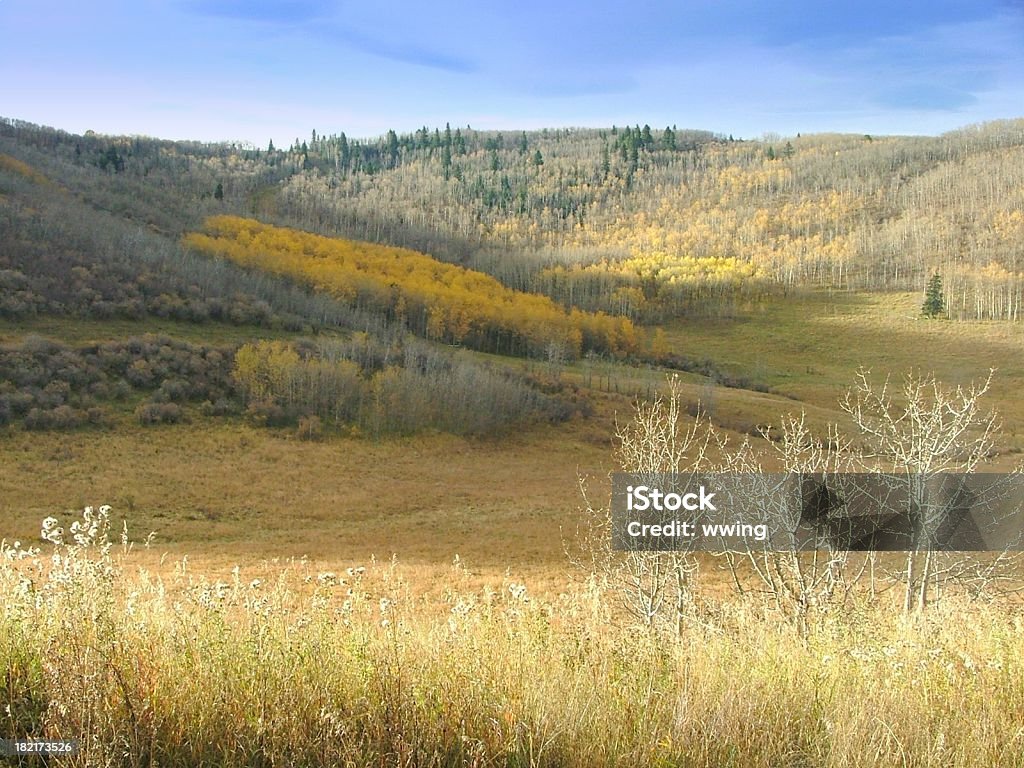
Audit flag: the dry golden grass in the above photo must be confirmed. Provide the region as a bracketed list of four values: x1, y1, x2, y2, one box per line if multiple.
[3, 517, 1023, 768]
[0, 416, 615, 578]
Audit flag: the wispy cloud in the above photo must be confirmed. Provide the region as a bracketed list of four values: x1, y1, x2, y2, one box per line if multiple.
[818, 11, 1024, 115]
[874, 85, 979, 111]
[180, 0, 330, 25]
[319, 26, 478, 74]
[179, 0, 476, 73]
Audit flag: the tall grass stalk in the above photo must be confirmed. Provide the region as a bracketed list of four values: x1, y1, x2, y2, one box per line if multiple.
[2, 509, 1023, 767]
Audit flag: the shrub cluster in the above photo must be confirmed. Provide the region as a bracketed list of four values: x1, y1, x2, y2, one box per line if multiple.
[0, 335, 235, 429]
[134, 402, 187, 425]
[0, 332, 584, 436]
[233, 335, 584, 436]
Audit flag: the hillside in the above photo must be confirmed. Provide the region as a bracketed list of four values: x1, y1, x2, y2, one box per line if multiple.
[184, 215, 637, 358]
[4, 114, 1024, 449]
[273, 120, 1024, 321]
[0, 122, 590, 439]
[5, 116, 1024, 327]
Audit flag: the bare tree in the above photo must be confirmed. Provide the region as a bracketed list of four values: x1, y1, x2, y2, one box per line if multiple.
[717, 413, 866, 637]
[576, 375, 716, 635]
[840, 367, 1002, 612]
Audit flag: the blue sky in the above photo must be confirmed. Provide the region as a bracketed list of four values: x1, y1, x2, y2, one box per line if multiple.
[3, 1, 1023, 143]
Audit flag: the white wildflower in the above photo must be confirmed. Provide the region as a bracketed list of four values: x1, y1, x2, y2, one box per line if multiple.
[41, 517, 63, 545]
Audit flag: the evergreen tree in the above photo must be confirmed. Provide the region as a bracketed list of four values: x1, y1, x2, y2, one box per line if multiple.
[441, 143, 452, 179]
[339, 133, 350, 172]
[662, 126, 676, 151]
[922, 273, 945, 318]
[641, 124, 654, 149]
[385, 129, 400, 168]
[99, 145, 125, 173]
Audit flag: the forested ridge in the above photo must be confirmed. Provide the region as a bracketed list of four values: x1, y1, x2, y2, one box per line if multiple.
[5, 114, 1024, 439]
[274, 119, 1024, 321]
[4, 115, 1022, 326]
[2, 115, 1024, 325]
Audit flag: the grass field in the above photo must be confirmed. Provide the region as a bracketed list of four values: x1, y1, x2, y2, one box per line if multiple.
[0, 418, 611, 574]
[3, 289, 1023, 576]
[660, 291, 1024, 444]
